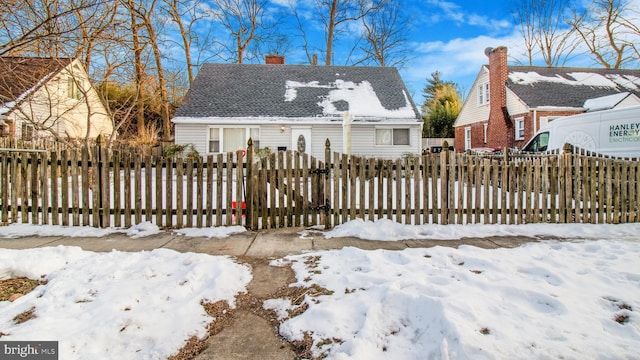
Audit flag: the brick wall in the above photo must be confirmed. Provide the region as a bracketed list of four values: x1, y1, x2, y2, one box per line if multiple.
[485, 46, 513, 150]
[454, 121, 488, 151]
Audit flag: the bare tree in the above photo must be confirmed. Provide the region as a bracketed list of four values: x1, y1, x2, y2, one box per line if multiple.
[511, 0, 578, 66]
[311, 0, 386, 65]
[211, 0, 272, 64]
[511, 0, 537, 65]
[162, 0, 212, 85]
[120, 0, 148, 135]
[71, 0, 120, 72]
[290, 5, 319, 64]
[135, 1, 172, 140]
[0, 0, 103, 57]
[621, 16, 640, 62]
[570, 0, 639, 68]
[359, 1, 409, 67]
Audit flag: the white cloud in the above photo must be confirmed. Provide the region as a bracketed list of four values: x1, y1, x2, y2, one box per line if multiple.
[427, 0, 464, 24]
[467, 14, 512, 31]
[424, 0, 512, 32]
[401, 31, 525, 101]
[270, 0, 295, 7]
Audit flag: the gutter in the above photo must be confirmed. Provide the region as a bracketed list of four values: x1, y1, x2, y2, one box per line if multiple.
[530, 106, 585, 112]
[171, 116, 422, 125]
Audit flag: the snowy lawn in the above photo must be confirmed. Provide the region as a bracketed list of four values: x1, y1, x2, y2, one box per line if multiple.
[0, 221, 639, 359]
[267, 239, 640, 359]
[0, 246, 251, 359]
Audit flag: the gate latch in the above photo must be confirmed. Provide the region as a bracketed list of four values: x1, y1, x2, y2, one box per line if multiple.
[309, 165, 330, 178]
[309, 199, 330, 215]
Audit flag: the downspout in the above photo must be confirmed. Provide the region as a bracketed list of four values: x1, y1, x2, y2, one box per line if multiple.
[533, 109, 537, 135]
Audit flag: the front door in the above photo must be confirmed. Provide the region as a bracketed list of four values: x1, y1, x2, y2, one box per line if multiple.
[291, 127, 312, 154]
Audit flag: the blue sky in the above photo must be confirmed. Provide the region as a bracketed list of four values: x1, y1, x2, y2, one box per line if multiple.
[396, 0, 518, 102]
[166, 0, 638, 107]
[261, 0, 541, 105]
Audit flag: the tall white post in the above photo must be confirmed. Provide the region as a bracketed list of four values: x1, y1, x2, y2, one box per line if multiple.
[343, 111, 352, 156]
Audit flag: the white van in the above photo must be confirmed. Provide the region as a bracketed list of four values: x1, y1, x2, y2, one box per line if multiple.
[522, 105, 640, 158]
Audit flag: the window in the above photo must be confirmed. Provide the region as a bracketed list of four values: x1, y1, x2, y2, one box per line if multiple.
[21, 123, 34, 141]
[67, 78, 81, 100]
[209, 128, 220, 152]
[208, 127, 260, 153]
[515, 117, 525, 140]
[464, 127, 471, 150]
[250, 128, 260, 149]
[375, 128, 410, 146]
[224, 128, 246, 151]
[477, 82, 489, 105]
[523, 132, 549, 152]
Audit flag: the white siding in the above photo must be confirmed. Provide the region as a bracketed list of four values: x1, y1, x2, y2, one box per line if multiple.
[258, 124, 293, 152]
[6, 60, 112, 140]
[310, 125, 342, 158]
[175, 122, 421, 159]
[174, 124, 208, 154]
[506, 88, 529, 115]
[455, 67, 490, 127]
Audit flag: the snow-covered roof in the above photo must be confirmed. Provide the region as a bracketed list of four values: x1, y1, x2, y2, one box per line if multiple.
[506, 66, 640, 109]
[583, 92, 639, 112]
[173, 63, 421, 122]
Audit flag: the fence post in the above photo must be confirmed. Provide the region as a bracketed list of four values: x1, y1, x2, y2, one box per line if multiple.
[561, 143, 574, 223]
[246, 138, 255, 230]
[95, 137, 105, 227]
[440, 141, 450, 225]
[324, 138, 332, 230]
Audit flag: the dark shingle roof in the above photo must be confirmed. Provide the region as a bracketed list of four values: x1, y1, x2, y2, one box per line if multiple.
[507, 66, 640, 108]
[0, 57, 72, 105]
[174, 64, 420, 119]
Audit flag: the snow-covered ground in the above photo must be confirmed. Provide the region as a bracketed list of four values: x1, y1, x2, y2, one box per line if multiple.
[1, 221, 639, 359]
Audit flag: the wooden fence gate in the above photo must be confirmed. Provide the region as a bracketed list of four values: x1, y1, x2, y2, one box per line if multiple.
[245, 139, 331, 230]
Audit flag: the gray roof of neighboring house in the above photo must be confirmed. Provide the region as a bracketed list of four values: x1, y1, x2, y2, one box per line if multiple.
[506, 66, 640, 108]
[174, 63, 421, 120]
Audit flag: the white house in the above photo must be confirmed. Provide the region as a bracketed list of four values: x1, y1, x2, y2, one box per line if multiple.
[0, 57, 113, 140]
[172, 56, 422, 159]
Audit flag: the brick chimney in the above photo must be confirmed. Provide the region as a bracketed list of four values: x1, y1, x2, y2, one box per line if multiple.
[485, 46, 513, 149]
[265, 55, 285, 64]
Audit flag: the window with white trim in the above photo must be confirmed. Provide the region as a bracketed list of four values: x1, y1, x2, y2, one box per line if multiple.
[477, 82, 489, 105]
[208, 127, 260, 153]
[375, 128, 410, 146]
[515, 117, 525, 140]
[464, 127, 471, 150]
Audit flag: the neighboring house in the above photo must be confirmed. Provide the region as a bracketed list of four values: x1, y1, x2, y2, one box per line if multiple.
[0, 57, 113, 140]
[454, 46, 640, 152]
[172, 56, 422, 160]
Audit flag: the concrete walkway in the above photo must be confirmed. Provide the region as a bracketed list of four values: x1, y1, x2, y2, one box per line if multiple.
[0, 227, 536, 257]
[0, 228, 537, 360]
